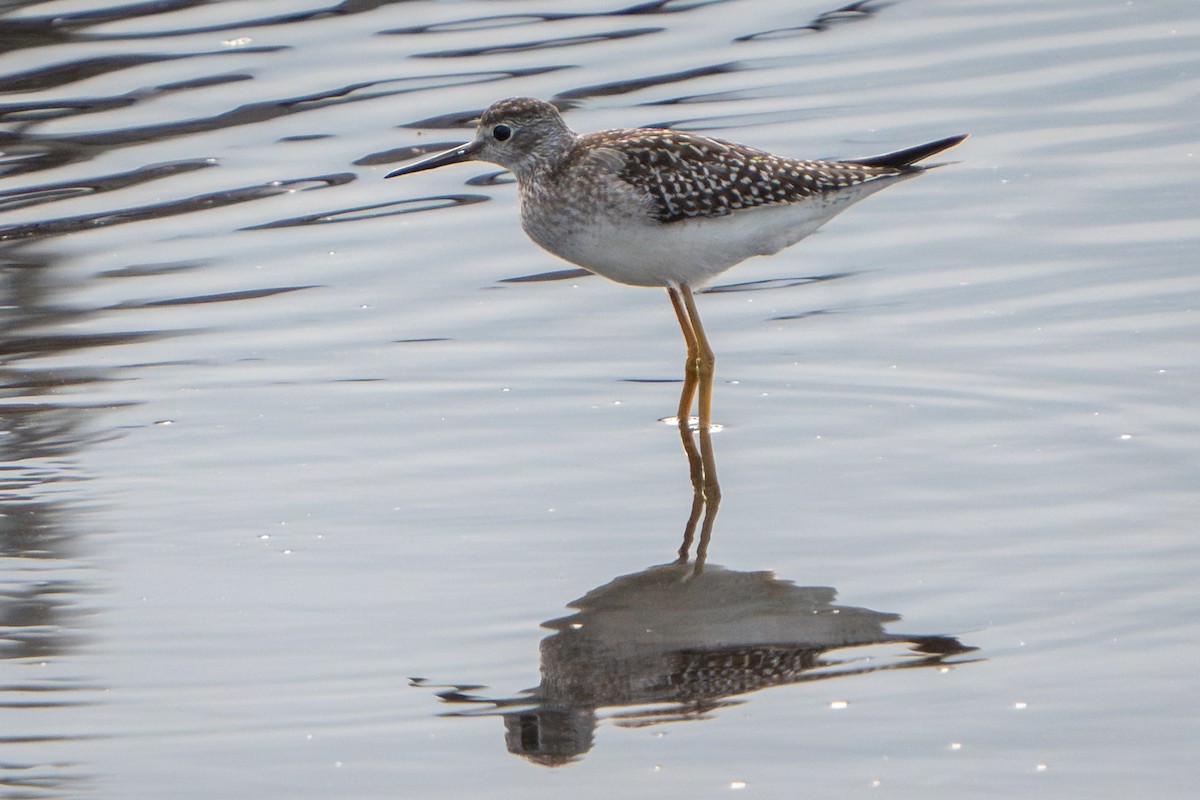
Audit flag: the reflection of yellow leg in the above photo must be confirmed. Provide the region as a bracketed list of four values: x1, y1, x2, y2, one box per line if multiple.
[694, 423, 721, 573]
[675, 419, 704, 564]
[675, 419, 721, 573]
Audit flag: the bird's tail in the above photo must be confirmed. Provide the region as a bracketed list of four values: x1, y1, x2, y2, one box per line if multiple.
[851, 134, 969, 169]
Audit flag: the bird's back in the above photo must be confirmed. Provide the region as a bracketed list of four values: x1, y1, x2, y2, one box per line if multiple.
[568, 128, 907, 224]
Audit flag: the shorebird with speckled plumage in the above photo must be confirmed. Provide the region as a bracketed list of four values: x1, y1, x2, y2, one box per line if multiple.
[386, 98, 966, 436]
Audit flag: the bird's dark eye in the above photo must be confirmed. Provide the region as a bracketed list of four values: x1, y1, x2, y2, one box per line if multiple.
[492, 124, 512, 142]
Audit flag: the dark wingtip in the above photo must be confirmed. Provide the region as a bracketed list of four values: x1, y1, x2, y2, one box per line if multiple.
[852, 133, 969, 169]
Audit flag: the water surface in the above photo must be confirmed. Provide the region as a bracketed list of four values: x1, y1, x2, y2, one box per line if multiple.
[2, 0, 1198, 797]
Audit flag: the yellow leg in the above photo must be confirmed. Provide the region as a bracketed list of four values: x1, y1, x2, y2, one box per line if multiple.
[668, 287, 699, 424]
[680, 285, 716, 433]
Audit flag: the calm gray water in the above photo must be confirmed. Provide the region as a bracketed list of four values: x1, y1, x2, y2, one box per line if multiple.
[2, 0, 1198, 797]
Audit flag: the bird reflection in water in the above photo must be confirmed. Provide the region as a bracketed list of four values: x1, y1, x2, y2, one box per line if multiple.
[415, 518, 978, 767]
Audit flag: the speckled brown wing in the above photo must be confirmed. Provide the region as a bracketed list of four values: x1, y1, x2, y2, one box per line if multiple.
[587, 129, 900, 224]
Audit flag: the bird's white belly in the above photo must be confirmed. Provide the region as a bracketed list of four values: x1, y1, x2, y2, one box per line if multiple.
[521, 182, 896, 288]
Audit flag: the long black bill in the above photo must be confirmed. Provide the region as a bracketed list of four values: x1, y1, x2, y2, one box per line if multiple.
[384, 139, 483, 178]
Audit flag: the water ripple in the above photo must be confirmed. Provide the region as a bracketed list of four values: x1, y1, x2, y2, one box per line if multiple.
[243, 194, 488, 229]
[0, 174, 351, 241]
[413, 27, 664, 59]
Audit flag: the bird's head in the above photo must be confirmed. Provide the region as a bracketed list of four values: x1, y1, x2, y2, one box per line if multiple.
[386, 97, 574, 181]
